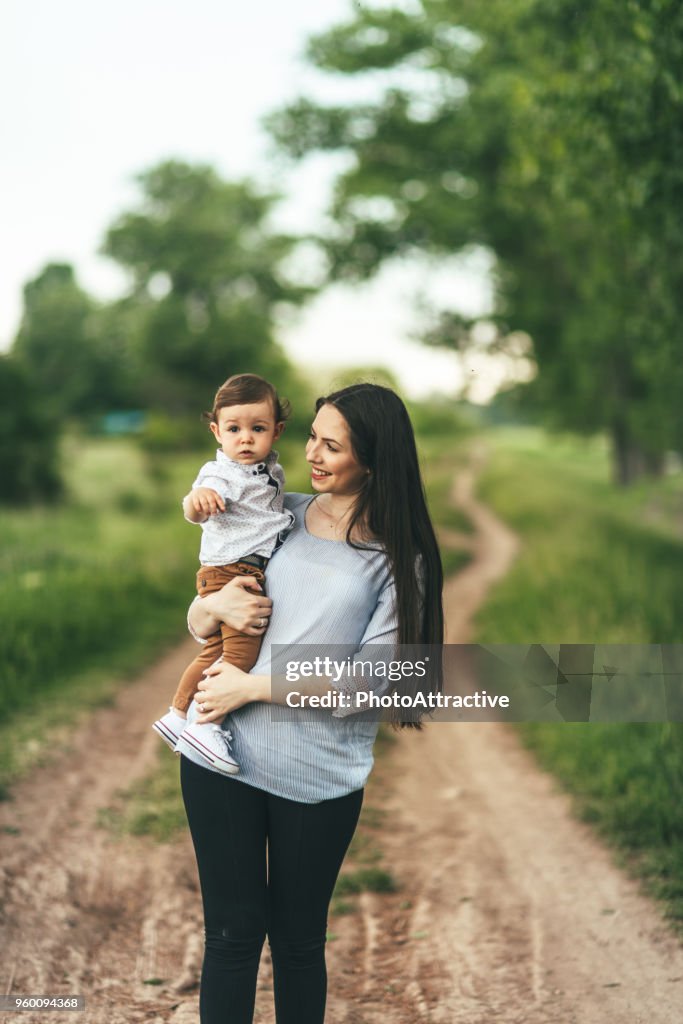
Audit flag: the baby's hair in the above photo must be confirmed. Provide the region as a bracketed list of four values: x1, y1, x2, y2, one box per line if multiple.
[207, 373, 291, 424]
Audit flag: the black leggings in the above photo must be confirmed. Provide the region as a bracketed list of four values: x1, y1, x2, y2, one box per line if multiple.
[180, 756, 363, 1024]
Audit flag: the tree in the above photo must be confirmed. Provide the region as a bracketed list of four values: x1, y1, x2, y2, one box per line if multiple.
[0, 356, 62, 504]
[266, 0, 683, 484]
[13, 264, 96, 419]
[102, 160, 312, 415]
[12, 263, 140, 419]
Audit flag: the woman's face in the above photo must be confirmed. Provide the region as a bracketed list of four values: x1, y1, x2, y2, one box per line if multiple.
[306, 403, 368, 497]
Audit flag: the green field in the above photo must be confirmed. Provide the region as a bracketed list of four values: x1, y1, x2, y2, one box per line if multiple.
[475, 428, 683, 929]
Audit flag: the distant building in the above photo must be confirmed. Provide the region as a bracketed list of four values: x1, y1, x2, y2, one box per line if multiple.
[100, 411, 147, 436]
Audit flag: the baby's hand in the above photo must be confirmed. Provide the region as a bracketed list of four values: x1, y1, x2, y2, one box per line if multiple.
[190, 487, 226, 517]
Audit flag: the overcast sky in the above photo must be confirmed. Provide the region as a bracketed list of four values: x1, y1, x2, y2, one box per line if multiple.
[1, 0, 500, 399]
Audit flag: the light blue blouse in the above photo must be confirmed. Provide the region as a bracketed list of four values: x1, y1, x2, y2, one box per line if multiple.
[183, 492, 398, 803]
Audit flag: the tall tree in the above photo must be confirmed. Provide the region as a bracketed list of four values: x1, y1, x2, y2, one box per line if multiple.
[13, 264, 96, 419]
[266, 0, 683, 483]
[102, 160, 311, 414]
[12, 263, 140, 419]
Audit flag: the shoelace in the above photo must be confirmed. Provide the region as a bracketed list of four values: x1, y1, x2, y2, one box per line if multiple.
[211, 725, 234, 751]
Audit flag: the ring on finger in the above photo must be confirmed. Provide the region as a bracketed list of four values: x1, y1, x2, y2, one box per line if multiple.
[259, 617, 267, 628]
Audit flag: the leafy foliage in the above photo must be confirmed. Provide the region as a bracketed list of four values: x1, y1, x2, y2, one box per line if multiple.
[9, 163, 317, 504]
[267, 0, 683, 483]
[0, 356, 62, 504]
[102, 160, 312, 415]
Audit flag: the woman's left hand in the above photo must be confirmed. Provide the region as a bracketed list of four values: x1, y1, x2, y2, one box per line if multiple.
[194, 661, 260, 722]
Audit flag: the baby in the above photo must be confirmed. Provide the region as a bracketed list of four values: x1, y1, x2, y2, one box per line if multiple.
[152, 373, 294, 774]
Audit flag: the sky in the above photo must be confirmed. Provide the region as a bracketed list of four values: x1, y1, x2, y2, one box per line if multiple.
[1, 0, 503, 400]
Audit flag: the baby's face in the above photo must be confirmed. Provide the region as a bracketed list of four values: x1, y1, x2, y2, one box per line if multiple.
[210, 400, 283, 464]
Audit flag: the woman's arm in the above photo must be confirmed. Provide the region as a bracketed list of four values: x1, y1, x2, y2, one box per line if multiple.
[188, 576, 273, 639]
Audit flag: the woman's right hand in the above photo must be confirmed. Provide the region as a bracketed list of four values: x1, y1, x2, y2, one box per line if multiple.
[188, 576, 273, 638]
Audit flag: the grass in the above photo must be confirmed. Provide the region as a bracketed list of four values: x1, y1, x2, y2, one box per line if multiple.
[0, 438, 200, 790]
[420, 435, 474, 533]
[333, 867, 397, 896]
[0, 438, 197, 718]
[421, 436, 475, 578]
[474, 427, 683, 643]
[97, 750, 187, 842]
[440, 547, 472, 576]
[474, 426, 683, 930]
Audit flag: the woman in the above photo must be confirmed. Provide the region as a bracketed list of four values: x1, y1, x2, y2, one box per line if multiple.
[180, 383, 443, 1023]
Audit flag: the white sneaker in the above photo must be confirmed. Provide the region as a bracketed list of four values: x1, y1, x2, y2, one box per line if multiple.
[152, 707, 188, 751]
[175, 722, 240, 776]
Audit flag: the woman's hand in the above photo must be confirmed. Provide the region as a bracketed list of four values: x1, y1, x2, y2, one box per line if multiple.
[194, 661, 270, 722]
[188, 576, 273, 639]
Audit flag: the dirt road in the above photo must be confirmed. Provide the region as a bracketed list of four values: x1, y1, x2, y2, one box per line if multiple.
[2, 451, 682, 1023]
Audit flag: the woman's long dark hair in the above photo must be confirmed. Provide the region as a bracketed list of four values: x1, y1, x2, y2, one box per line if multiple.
[316, 384, 444, 723]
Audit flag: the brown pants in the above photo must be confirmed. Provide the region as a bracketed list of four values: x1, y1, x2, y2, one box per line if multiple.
[171, 562, 266, 714]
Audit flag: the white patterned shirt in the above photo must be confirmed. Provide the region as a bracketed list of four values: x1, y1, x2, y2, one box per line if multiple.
[188, 449, 294, 565]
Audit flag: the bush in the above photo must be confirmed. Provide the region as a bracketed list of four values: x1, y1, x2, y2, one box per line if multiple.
[0, 356, 62, 504]
[137, 412, 210, 454]
[407, 397, 470, 438]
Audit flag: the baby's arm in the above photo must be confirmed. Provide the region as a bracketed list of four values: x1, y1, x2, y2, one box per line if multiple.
[183, 487, 226, 523]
